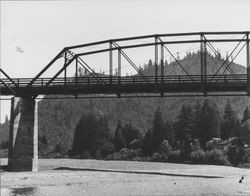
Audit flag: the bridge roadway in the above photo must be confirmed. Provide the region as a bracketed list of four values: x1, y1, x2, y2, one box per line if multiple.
[0, 74, 248, 97]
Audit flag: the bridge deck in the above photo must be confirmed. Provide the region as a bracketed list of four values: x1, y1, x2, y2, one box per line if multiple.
[0, 74, 249, 97]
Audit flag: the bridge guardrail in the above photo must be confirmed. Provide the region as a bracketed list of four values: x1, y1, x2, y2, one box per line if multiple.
[0, 74, 247, 88]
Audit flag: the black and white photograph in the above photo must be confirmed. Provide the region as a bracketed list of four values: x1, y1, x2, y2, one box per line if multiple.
[0, 0, 250, 195]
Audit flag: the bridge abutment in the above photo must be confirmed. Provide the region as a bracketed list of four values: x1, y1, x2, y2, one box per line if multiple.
[8, 97, 38, 172]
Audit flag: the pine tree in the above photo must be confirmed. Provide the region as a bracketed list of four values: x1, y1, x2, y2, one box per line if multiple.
[142, 130, 153, 155]
[221, 99, 240, 140]
[165, 120, 175, 145]
[71, 113, 92, 155]
[192, 100, 203, 139]
[199, 99, 220, 147]
[122, 122, 142, 145]
[239, 119, 250, 144]
[151, 106, 167, 152]
[71, 112, 113, 157]
[242, 106, 250, 124]
[113, 120, 126, 151]
[175, 105, 193, 142]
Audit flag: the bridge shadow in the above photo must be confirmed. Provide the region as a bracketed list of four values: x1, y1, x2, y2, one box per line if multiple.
[53, 167, 223, 179]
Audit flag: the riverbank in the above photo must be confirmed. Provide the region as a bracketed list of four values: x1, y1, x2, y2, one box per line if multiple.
[1, 158, 250, 195]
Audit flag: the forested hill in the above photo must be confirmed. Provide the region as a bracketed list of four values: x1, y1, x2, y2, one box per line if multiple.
[0, 52, 249, 153]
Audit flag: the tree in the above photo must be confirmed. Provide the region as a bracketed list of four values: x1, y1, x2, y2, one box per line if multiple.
[239, 119, 250, 145]
[242, 106, 250, 124]
[40, 135, 48, 146]
[142, 130, 153, 155]
[192, 100, 203, 139]
[151, 107, 167, 152]
[175, 105, 193, 142]
[198, 99, 220, 148]
[122, 122, 142, 148]
[113, 120, 126, 151]
[221, 99, 240, 139]
[71, 112, 113, 157]
[71, 113, 92, 155]
[164, 120, 175, 145]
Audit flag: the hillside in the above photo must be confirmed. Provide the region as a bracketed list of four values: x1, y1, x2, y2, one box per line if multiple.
[0, 52, 249, 153]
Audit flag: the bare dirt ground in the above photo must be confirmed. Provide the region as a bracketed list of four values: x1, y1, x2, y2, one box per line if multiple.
[1, 158, 250, 196]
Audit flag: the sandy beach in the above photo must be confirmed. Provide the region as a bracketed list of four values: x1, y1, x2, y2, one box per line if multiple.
[1, 158, 250, 196]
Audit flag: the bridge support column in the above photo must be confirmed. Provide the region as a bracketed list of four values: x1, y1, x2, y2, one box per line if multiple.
[8, 97, 38, 172]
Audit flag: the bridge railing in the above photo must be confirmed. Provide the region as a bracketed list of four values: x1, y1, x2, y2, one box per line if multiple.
[0, 74, 247, 89]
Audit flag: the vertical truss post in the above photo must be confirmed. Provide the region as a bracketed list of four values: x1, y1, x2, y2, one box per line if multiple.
[64, 51, 67, 86]
[118, 49, 121, 84]
[109, 41, 113, 85]
[161, 43, 164, 84]
[155, 36, 158, 83]
[75, 57, 78, 85]
[204, 38, 207, 96]
[204, 40, 207, 80]
[247, 33, 250, 95]
[200, 34, 204, 84]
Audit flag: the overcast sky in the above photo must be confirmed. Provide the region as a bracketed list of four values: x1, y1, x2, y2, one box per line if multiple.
[1, 0, 250, 122]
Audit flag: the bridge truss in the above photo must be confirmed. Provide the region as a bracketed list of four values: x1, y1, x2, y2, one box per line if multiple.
[0, 31, 250, 98]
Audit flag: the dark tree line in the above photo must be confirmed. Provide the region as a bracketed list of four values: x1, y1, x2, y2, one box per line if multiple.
[68, 98, 250, 166]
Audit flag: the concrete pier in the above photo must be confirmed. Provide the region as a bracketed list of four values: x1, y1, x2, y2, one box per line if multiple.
[8, 97, 38, 172]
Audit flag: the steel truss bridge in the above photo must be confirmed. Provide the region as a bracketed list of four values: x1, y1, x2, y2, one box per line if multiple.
[1, 31, 250, 98]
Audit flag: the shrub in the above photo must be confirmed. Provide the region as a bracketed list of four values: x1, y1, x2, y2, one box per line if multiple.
[205, 149, 230, 166]
[152, 152, 163, 162]
[159, 140, 172, 155]
[227, 145, 245, 166]
[94, 150, 103, 160]
[99, 141, 115, 158]
[0, 149, 8, 158]
[106, 148, 141, 161]
[79, 151, 91, 159]
[0, 140, 9, 149]
[243, 148, 250, 163]
[128, 139, 142, 149]
[206, 140, 218, 151]
[53, 143, 63, 154]
[168, 150, 181, 163]
[190, 149, 206, 164]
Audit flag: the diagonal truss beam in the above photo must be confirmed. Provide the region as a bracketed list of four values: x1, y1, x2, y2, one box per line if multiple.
[208, 41, 237, 75]
[0, 79, 16, 95]
[112, 42, 148, 81]
[45, 55, 76, 87]
[203, 35, 246, 81]
[220, 43, 246, 75]
[27, 49, 66, 87]
[67, 51, 106, 84]
[0, 68, 18, 87]
[158, 37, 194, 81]
[206, 41, 237, 77]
